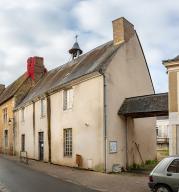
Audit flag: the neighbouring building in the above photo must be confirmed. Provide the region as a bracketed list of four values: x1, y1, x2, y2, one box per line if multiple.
[163, 56, 179, 155]
[14, 17, 156, 172]
[0, 57, 46, 155]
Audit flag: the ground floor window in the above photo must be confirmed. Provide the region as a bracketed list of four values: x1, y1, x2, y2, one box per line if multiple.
[64, 128, 72, 157]
[4, 130, 8, 147]
[21, 134, 25, 151]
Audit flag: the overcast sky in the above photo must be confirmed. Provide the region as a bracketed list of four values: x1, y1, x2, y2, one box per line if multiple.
[0, 0, 179, 93]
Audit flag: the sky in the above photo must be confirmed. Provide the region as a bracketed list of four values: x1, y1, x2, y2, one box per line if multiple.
[0, 0, 179, 93]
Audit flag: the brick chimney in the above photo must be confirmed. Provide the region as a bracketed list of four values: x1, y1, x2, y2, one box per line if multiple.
[0, 84, 5, 95]
[27, 56, 47, 82]
[112, 17, 135, 45]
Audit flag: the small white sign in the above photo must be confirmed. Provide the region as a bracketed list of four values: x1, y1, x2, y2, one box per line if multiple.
[109, 141, 117, 153]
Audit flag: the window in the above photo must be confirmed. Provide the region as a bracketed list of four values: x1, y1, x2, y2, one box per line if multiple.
[3, 108, 7, 124]
[64, 128, 72, 157]
[41, 99, 46, 117]
[21, 108, 25, 122]
[4, 130, 8, 147]
[21, 134, 25, 152]
[63, 88, 74, 110]
[167, 159, 179, 173]
[156, 126, 159, 137]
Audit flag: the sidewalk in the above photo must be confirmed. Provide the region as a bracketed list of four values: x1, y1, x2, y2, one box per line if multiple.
[1, 155, 150, 192]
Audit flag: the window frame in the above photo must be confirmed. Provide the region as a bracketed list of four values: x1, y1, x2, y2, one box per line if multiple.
[3, 108, 8, 124]
[63, 88, 74, 111]
[40, 98, 46, 118]
[63, 128, 72, 157]
[21, 108, 25, 122]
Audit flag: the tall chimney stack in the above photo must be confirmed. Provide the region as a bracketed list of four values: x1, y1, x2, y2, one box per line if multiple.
[112, 17, 135, 45]
[27, 56, 47, 82]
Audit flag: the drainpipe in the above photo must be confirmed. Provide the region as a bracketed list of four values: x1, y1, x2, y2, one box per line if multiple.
[126, 117, 128, 169]
[32, 101, 35, 158]
[46, 94, 51, 163]
[99, 70, 107, 173]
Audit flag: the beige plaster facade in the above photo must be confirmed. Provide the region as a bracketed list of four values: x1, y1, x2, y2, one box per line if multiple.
[15, 75, 104, 170]
[50, 75, 104, 170]
[14, 17, 156, 172]
[105, 32, 156, 171]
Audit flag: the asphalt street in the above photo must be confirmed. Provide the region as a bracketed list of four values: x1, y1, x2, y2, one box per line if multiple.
[0, 156, 98, 192]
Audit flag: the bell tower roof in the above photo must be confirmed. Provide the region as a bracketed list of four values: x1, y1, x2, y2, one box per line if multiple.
[69, 35, 83, 59]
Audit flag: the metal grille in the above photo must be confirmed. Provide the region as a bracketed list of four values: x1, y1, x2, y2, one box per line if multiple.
[64, 128, 72, 157]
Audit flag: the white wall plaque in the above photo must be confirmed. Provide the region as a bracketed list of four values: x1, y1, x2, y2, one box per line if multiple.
[109, 141, 117, 153]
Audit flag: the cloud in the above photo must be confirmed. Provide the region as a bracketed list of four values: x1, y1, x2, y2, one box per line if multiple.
[0, 0, 178, 93]
[72, 0, 179, 92]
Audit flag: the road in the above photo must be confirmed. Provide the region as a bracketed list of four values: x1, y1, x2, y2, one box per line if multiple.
[0, 156, 98, 192]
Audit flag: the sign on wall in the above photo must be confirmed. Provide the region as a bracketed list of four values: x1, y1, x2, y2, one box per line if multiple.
[109, 141, 117, 153]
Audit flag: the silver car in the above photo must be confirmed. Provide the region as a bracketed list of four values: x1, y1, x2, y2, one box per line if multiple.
[148, 156, 179, 192]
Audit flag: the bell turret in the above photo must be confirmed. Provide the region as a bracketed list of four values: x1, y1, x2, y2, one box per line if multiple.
[69, 35, 83, 59]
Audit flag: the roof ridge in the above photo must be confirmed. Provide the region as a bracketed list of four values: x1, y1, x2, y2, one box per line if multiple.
[125, 92, 168, 100]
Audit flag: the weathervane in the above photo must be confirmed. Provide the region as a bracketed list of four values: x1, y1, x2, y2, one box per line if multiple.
[75, 35, 78, 42]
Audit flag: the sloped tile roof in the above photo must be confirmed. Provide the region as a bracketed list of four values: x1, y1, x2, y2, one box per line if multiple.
[118, 93, 168, 118]
[16, 40, 121, 109]
[0, 73, 29, 105]
[163, 55, 179, 63]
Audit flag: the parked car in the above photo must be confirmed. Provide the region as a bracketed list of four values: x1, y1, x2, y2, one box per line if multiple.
[148, 156, 179, 192]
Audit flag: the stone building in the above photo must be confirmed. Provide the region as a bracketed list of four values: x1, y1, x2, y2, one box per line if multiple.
[163, 56, 179, 155]
[0, 57, 46, 155]
[14, 17, 157, 172]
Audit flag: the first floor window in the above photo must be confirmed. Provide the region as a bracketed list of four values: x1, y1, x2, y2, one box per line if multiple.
[4, 130, 8, 147]
[3, 108, 8, 124]
[63, 88, 74, 110]
[64, 128, 72, 157]
[41, 99, 46, 117]
[21, 134, 25, 152]
[21, 108, 25, 122]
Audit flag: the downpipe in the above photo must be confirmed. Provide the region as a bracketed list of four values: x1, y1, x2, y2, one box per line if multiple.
[100, 70, 107, 173]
